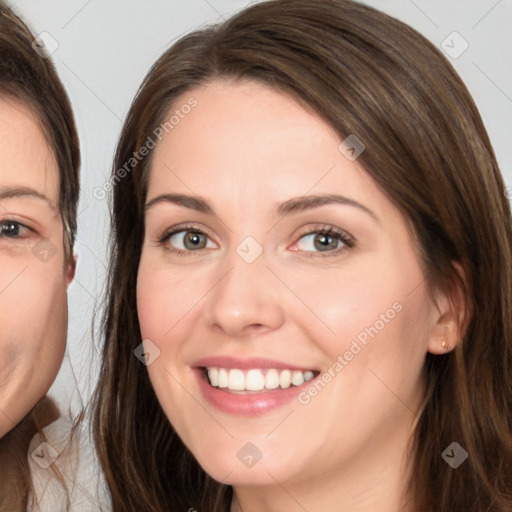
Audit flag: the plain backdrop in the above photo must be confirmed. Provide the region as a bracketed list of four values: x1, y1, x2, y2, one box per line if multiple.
[7, 0, 512, 414]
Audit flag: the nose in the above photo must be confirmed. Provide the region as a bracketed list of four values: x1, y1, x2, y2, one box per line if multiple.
[202, 250, 286, 338]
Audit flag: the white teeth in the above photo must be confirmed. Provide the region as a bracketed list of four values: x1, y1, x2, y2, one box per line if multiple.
[206, 367, 316, 392]
[218, 368, 229, 388]
[265, 369, 280, 389]
[246, 369, 265, 391]
[208, 368, 219, 387]
[279, 370, 291, 389]
[291, 370, 304, 386]
[228, 369, 245, 391]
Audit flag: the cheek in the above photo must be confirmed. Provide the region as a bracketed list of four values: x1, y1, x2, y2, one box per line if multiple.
[288, 249, 430, 408]
[137, 267, 170, 341]
[0, 258, 68, 434]
[286, 254, 414, 356]
[0, 343, 22, 390]
[308, 256, 430, 410]
[0, 263, 64, 340]
[137, 257, 203, 341]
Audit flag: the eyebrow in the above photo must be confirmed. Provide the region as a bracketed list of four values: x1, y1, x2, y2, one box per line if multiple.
[0, 186, 59, 214]
[145, 192, 380, 223]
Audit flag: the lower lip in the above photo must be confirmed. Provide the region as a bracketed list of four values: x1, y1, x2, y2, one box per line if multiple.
[195, 369, 316, 416]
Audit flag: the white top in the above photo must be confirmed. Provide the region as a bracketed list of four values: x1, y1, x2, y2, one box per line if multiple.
[27, 417, 110, 511]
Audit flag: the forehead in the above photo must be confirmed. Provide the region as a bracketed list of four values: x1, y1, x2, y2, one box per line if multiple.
[0, 96, 59, 205]
[147, 79, 386, 218]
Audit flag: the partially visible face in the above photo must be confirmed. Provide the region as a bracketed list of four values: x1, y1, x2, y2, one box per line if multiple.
[0, 98, 71, 437]
[137, 80, 440, 489]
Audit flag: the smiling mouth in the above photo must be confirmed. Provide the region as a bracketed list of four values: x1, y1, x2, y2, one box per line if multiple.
[203, 367, 319, 393]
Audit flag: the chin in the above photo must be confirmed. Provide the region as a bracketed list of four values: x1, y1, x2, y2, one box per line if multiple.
[186, 435, 302, 487]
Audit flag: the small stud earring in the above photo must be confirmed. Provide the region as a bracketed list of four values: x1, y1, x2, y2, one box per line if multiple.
[441, 340, 450, 350]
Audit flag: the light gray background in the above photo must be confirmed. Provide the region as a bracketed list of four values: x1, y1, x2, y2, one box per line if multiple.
[8, 0, 512, 413]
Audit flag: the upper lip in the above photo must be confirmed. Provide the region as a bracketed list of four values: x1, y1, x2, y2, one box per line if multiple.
[192, 356, 318, 372]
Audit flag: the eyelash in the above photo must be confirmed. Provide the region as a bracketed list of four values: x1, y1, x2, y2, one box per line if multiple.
[0, 220, 31, 241]
[156, 223, 355, 258]
[298, 225, 355, 258]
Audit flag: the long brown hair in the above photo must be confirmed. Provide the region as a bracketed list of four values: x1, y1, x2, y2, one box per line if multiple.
[0, 2, 80, 510]
[93, 0, 512, 510]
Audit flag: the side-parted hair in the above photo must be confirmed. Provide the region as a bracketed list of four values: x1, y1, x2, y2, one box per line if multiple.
[0, 2, 80, 510]
[93, 1, 512, 510]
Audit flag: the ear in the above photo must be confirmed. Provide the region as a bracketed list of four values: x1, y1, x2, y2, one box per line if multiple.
[427, 262, 469, 354]
[66, 253, 77, 286]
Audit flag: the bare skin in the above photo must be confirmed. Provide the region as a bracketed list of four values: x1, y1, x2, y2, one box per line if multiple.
[0, 98, 74, 438]
[137, 79, 463, 512]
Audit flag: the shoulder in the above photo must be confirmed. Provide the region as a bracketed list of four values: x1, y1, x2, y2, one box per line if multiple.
[27, 416, 110, 512]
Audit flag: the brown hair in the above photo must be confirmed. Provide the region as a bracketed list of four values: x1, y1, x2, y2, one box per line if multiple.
[0, 397, 60, 510]
[93, 0, 512, 510]
[0, 2, 80, 510]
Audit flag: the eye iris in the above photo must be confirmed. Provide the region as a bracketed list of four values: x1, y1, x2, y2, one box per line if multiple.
[184, 231, 206, 250]
[314, 233, 338, 251]
[1, 222, 19, 238]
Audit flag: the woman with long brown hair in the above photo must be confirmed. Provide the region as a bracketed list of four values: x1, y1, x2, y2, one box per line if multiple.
[0, 3, 83, 510]
[93, 0, 512, 510]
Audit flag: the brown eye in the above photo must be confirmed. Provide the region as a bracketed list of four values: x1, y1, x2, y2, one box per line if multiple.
[183, 231, 207, 249]
[0, 221, 23, 238]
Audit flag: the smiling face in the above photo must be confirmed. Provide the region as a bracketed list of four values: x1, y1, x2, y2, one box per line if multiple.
[137, 79, 449, 503]
[0, 98, 71, 437]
